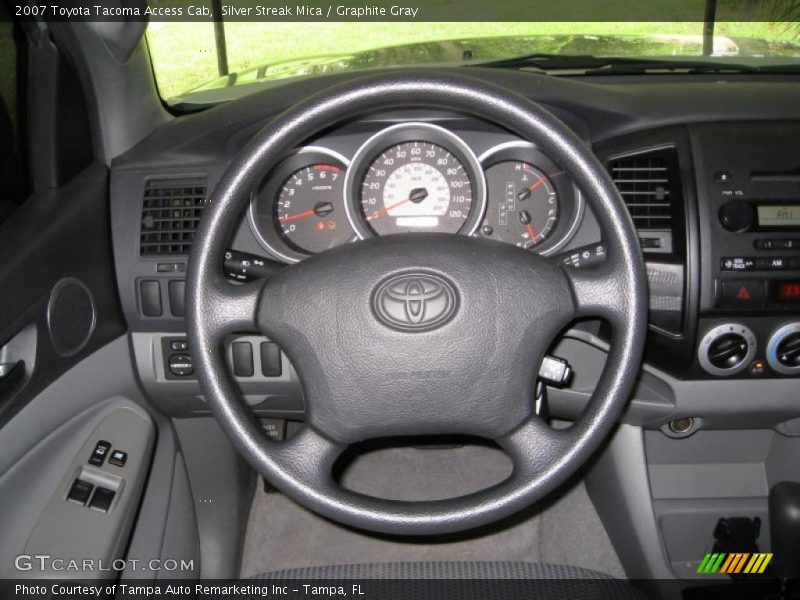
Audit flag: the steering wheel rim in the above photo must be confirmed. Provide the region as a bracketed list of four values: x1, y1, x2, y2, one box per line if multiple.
[186, 71, 647, 535]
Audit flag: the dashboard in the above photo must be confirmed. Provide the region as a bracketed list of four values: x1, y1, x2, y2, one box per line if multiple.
[249, 122, 582, 263]
[109, 67, 800, 433]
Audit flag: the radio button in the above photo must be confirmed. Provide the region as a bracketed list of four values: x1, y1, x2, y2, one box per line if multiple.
[756, 257, 791, 271]
[720, 279, 766, 306]
[721, 257, 756, 271]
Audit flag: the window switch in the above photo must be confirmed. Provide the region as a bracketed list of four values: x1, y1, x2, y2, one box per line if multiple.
[67, 479, 94, 505]
[89, 440, 111, 466]
[89, 487, 116, 513]
[109, 449, 127, 467]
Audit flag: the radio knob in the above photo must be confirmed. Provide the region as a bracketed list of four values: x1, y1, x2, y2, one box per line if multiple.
[767, 324, 800, 375]
[718, 200, 755, 233]
[699, 323, 757, 376]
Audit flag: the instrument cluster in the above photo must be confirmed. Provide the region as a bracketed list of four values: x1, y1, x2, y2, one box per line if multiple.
[249, 122, 583, 263]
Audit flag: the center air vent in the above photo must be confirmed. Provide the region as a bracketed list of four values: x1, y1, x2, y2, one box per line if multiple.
[609, 147, 683, 254]
[140, 179, 207, 256]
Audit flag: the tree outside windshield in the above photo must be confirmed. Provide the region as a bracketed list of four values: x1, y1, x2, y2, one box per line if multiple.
[147, 22, 800, 101]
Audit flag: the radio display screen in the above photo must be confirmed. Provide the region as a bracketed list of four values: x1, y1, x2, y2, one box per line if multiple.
[757, 204, 800, 227]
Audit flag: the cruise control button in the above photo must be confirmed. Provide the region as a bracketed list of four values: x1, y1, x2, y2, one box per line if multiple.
[720, 279, 766, 306]
[89, 440, 111, 466]
[168, 354, 194, 377]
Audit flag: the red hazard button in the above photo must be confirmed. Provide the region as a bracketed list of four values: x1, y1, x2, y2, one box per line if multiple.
[720, 279, 766, 307]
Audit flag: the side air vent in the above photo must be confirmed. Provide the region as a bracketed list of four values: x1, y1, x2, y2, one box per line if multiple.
[140, 179, 207, 256]
[609, 147, 683, 254]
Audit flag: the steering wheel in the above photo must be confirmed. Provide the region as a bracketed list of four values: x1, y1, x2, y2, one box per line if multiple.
[186, 72, 647, 535]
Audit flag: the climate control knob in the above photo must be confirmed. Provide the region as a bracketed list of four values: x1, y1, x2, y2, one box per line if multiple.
[699, 323, 757, 376]
[767, 324, 800, 375]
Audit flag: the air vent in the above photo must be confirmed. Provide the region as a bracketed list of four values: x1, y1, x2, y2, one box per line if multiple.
[140, 179, 207, 256]
[609, 147, 683, 255]
[610, 148, 680, 229]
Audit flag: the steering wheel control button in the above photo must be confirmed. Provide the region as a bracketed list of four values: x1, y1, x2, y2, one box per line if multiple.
[139, 280, 162, 317]
[88, 487, 116, 513]
[767, 323, 800, 375]
[699, 323, 757, 376]
[88, 440, 111, 466]
[372, 272, 458, 332]
[232, 341, 254, 377]
[67, 479, 94, 505]
[168, 354, 194, 377]
[260, 342, 282, 377]
[109, 449, 128, 468]
[719, 279, 766, 307]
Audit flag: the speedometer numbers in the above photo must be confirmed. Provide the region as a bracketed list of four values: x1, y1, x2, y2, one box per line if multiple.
[346, 123, 487, 241]
[361, 142, 473, 235]
[479, 161, 558, 248]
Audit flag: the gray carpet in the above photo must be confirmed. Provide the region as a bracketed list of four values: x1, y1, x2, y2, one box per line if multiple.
[240, 442, 625, 578]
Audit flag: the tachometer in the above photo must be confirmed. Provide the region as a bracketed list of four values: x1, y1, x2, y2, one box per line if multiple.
[250, 148, 354, 262]
[345, 123, 486, 239]
[275, 163, 351, 254]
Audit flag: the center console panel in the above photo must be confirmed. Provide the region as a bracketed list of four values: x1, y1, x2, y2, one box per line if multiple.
[691, 122, 800, 380]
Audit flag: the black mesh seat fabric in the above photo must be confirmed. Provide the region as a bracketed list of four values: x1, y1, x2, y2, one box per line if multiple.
[250, 561, 647, 599]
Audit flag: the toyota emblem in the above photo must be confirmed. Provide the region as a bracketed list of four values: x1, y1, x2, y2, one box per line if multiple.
[372, 272, 458, 332]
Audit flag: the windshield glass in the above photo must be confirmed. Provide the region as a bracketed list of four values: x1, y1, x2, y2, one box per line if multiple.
[148, 21, 800, 103]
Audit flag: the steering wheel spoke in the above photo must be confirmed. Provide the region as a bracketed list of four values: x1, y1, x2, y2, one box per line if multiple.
[203, 277, 266, 340]
[273, 426, 346, 487]
[497, 416, 574, 479]
[562, 261, 629, 326]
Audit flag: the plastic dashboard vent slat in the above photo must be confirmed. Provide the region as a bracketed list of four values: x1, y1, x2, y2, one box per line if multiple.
[609, 149, 680, 231]
[139, 179, 207, 256]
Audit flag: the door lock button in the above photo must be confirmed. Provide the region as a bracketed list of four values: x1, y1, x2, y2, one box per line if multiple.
[109, 449, 127, 467]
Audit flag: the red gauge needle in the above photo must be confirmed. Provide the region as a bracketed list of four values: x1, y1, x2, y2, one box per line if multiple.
[516, 176, 545, 201]
[368, 198, 411, 220]
[278, 208, 316, 223]
[525, 223, 537, 246]
[519, 209, 537, 246]
[367, 188, 428, 220]
[527, 177, 545, 192]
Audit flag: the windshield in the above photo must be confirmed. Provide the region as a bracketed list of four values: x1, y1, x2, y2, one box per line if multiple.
[148, 21, 800, 104]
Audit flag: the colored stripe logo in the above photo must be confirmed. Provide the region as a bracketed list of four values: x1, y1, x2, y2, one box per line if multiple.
[696, 552, 773, 574]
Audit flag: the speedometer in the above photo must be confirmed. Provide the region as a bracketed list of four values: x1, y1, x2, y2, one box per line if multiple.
[361, 142, 472, 235]
[345, 123, 486, 239]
